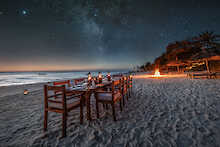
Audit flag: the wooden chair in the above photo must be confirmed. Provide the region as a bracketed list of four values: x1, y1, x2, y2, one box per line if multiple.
[122, 76, 129, 105]
[128, 75, 133, 97]
[44, 85, 84, 137]
[95, 79, 123, 121]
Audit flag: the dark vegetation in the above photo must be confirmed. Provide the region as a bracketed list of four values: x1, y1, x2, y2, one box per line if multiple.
[139, 31, 220, 72]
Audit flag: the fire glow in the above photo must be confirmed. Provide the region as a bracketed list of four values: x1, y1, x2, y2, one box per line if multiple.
[153, 69, 161, 77]
[133, 69, 187, 79]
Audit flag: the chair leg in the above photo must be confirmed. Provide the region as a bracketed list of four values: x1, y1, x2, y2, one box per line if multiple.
[102, 103, 106, 109]
[111, 103, 116, 121]
[44, 110, 48, 131]
[62, 112, 67, 137]
[122, 95, 125, 106]
[83, 96, 86, 106]
[96, 101, 100, 119]
[119, 99, 123, 111]
[80, 103, 83, 124]
[129, 88, 131, 97]
[106, 104, 109, 110]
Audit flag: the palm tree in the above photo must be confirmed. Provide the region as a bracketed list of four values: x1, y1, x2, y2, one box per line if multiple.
[190, 32, 220, 73]
[197, 31, 220, 48]
[190, 31, 220, 59]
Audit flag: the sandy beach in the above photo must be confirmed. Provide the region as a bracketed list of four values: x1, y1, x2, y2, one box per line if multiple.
[1, 77, 220, 147]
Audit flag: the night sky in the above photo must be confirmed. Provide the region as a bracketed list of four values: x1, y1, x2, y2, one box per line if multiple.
[0, 0, 220, 71]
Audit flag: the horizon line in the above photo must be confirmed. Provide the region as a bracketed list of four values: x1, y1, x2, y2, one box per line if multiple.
[0, 68, 129, 73]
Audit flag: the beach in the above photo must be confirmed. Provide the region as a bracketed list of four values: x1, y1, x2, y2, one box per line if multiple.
[1, 76, 220, 147]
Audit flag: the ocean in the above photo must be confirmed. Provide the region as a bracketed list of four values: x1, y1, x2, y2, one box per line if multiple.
[0, 71, 127, 87]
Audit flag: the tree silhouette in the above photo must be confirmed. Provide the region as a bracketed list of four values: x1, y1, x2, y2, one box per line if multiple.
[141, 31, 220, 72]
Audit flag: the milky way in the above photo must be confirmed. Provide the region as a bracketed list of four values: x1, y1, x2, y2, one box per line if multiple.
[0, 0, 220, 71]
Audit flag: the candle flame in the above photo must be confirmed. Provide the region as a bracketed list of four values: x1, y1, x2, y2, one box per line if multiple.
[88, 74, 92, 81]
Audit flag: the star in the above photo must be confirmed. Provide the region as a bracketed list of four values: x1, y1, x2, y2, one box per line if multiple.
[22, 10, 27, 15]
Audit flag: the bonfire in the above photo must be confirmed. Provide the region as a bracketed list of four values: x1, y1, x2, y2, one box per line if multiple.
[153, 69, 161, 77]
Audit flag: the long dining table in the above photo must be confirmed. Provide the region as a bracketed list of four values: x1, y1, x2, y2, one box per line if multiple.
[66, 80, 112, 121]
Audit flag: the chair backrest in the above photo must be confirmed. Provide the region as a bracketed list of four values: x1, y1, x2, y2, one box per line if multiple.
[111, 79, 121, 100]
[44, 85, 67, 111]
[121, 76, 129, 91]
[74, 78, 85, 85]
[126, 76, 130, 88]
[123, 76, 128, 85]
[53, 80, 71, 87]
[53, 80, 70, 98]
[112, 74, 123, 78]
[129, 75, 133, 87]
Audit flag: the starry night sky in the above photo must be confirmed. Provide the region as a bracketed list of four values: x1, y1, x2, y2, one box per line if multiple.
[0, 0, 220, 71]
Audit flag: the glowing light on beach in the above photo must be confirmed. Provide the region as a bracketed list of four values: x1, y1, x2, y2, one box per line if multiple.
[133, 69, 187, 79]
[153, 69, 161, 77]
[24, 89, 29, 95]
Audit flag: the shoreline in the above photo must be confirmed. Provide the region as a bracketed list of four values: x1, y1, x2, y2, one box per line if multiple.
[0, 71, 129, 88]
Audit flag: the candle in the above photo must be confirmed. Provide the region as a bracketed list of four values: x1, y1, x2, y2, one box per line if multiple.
[88, 72, 92, 86]
[107, 72, 111, 81]
[24, 89, 29, 95]
[88, 75, 91, 81]
[98, 72, 102, 83]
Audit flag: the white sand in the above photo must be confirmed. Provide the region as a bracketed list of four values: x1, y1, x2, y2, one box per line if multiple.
[0, 77, 220, 147]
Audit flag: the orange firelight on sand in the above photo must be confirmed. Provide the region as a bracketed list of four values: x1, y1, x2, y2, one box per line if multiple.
[133, 69, 187, 79]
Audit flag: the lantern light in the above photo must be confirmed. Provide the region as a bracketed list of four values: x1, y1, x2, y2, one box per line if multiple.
[98, 72, 102, 83]
[87, 72, 92, 86]
[24, 89, 29, 95]
[107, 72, 111, 81]
[98, 72, 102, 78]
